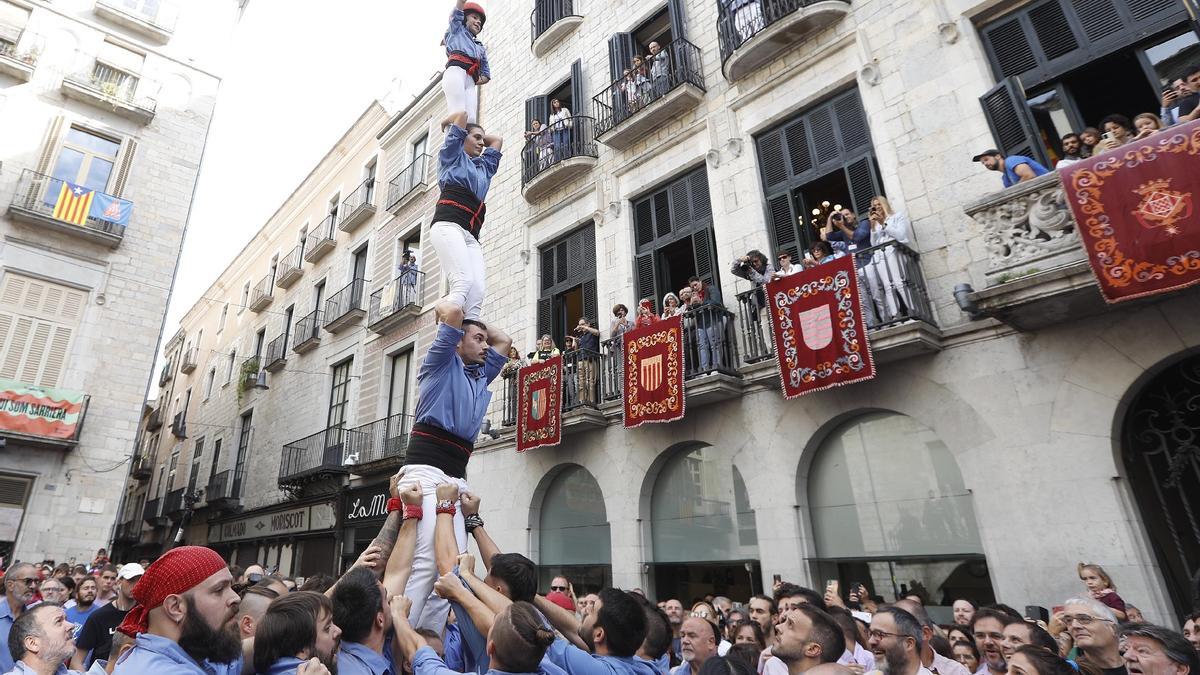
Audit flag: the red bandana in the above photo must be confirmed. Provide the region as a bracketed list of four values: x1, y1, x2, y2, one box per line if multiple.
[117, 546, 228, 637]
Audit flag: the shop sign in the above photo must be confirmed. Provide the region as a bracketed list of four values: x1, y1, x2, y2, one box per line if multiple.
[342, 482, 390, 525]
[208, 500, 335, 543]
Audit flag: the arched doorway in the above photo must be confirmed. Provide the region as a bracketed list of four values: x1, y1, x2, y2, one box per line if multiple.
[650, 442, 760, 603]
[805, 412, 993, 619]
[1121, 353, 1200, 617]
[537, 465, 612, 594]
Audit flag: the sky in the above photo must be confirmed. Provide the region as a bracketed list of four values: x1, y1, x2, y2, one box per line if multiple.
[160, 1, 450, 351]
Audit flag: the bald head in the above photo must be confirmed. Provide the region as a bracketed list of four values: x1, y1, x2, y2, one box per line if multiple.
[235, 586, 277, 639]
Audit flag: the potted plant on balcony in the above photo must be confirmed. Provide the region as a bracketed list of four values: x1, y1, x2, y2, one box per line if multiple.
[237, 358, 260, 405]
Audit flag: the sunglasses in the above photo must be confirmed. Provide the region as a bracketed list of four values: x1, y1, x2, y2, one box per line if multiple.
[550, 585, 568, 592]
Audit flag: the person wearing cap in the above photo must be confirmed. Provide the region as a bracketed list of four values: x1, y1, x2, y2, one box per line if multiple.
[110, 547, 243, 675]
[1119, 622, 1199, 675]
[972, 149, 1049, 188]
[442, 0, 490, 124]
[71, 564, 143, 671]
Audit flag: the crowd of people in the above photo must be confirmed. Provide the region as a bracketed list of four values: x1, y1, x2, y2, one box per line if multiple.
[973, 63, 1200, 187]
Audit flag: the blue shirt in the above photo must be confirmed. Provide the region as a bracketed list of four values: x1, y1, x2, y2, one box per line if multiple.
[413, 646, 544, 675]
[444, 572, 566, 675]
[65, 605, 97, 633]
[444, 9, 491, 80]
[545, 639, 660, 675]
[338, 641, 392, 675]
[1001, 154, 1050, 187]
[635, 656, 670, 675]
[113, 632, 242, 675]
[4, 662, 83, 675]
[444, 623, 464, 673]
[0, 601, 16, 673]
[439, 125, 502, 203]
[263, 657, 305, 675]
[415, 323, 507, 441]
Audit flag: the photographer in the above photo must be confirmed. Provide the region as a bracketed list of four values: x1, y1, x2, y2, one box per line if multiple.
[730, 250, 774, 356]
[573, 317, 601, 405]
[865, 196, 913, 323]
[821, 207, 878, 325]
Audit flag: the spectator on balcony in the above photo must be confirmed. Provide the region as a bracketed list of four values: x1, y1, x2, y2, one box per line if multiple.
[1173, 66, 1200, 124]
[1096, 114, 1135, 151]
[1055, 134, 1085, 168]
[689, 277, 726, 374]
[525, 119, 554, 170]
[442, 1, 490, 125]
[563, 335, 580, 403]
[500, 346, 525, 379]
[1079, 127, 1102, 157]
[973, 149, 1049, 188]
[661, 293, 683, 319]
[573, 318, 601, 405]
[529, 335, 561, 364]
[398, 250, 420, 304]
[773, 252, 802, 278]
[865, 196, 913, 323]
[549, 99, 573, 162]
[1133, 113, 1164, 140]
[731, 250, 773, 355]
[648, 41, 671, 96]
[822, 206, 878, 324]
[632, 55, 654, 104]
[724, 0, 765, 43]
[634, 298, 660, 328]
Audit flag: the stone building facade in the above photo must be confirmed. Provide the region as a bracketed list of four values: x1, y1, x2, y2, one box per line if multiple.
[115, 0, 1200, 625]
[0, 0, 239, 563]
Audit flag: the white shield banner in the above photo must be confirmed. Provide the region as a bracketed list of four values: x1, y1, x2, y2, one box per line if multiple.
[798, 305, 833, 350]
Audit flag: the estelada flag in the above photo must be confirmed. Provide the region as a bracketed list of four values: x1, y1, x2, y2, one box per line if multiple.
[516, 355, 561, 452]
[1060, 118, 1200, 303]
[51, 181, 96, 226]
[766, 254, 875, 399]
[622, 314, 685, 429]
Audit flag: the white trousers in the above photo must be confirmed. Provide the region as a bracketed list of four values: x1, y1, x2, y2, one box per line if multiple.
[442, 67, 479, 124]
[430, 221, 486, 320]
[396, 464, 468, 633]
[866, 247, 913, 320]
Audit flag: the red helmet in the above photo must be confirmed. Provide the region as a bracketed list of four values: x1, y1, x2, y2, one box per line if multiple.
[463, 2, 486, 26]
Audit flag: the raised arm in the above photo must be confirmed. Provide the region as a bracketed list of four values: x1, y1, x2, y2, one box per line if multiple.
[389, 595, 429, 669]
[458, 556, 515, 618]
[434, 567, 496, 639]
[460, 492, 500, 572]
[486, 323, 511, 355]
[382, 482, 424, 596]
[434, 483, 461, 576]
[483, 133, 503, 152]
[536, 594, 590, 650]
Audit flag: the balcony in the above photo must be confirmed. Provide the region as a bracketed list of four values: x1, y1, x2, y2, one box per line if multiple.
[249, 272, 274, 313]
[60, 64, 156, 125]
[735, 241, 942, 367]
[205, 469, 241, 511]
[339, 177, 377, 232]
[264, 331, 288, 372]
[7, 169, 129, 248]
[303, 215, 337, 263]
[963, 172, 1098, 331]
[324, 278, 366, 334]
[164, 487, 187, 520]
[240, 356, 261, 392]
[386, 153, 431, 214]
[293, 310, 322, 353]
[113, 519, 139, 544]
[170, 412, 186, 439]
[179, 347, 197, 374]
[93, 0, 177, 43]
[276, 245, 304, 288]
[368, 270, 425, 334]
[345, 413, 414, 476]
[717, 0, 851, 81]
[530, 0, 582, 58]
[521, 116, 598, 202]
[158, 361, 172, 387]
[131, 451, 154, 480]
[0, 31, 41, 82]
[145, 406, 163, 431]
[593, 39, 705, 151]
[142, 497, 166, 526]
[279, 426, 359, 487]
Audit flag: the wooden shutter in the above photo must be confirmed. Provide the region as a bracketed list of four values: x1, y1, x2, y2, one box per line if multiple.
[34, 117, 67, 176]
[982, 17, 1039, 79]
[540, 244, 556, 292]
[845, 156, 882, 218]
[582, 280, 597, 327]
[635, 252, 658, 307]
[1066, 0, 1121, 42]
[810, 105, 839, 166]
[111, 137, 137, 196]
[570, 59, 584, 116]
[0, 2, 30, 42]
[525, 96, 550, 132]
[1028, 1, 1079, 60]
[634, 197, 655, 250]
[667, 0, 688, 40]
[669, 179, 691, 234]
[689, 170, 712, 226]
[537, 297, 553, 341]
[653, 191, 671, 239]
[766, 193, 800, 261]
[0, 476, 31, 507]
[555, 241, 569, 285]
[607, 33, 636, 82]
[979, 77, 1049, 167]
[0, 273, 86, 387]
[757, 127, 789, 191]
[692, 228, 717, 288]
[833, 92, 871, 155]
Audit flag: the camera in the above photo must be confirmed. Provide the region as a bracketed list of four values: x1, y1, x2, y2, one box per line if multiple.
[832, 213, 843, 222]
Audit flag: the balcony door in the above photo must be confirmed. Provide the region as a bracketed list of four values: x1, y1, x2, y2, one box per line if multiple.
[632, 167, 718, 312]
[187, 438, 203, 494]
[234, 412, 251, 497]
[387, 351, 412, 418]
[537, 223, 597, 348]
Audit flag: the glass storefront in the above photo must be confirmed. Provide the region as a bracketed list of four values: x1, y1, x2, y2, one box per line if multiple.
[538, 466, 611, 594]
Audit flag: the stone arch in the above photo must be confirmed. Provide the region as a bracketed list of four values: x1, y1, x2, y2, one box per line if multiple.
[527, 463, 612, 591]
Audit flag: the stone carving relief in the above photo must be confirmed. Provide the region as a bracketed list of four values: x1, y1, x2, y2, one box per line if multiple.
[969, 180, 1080, 270]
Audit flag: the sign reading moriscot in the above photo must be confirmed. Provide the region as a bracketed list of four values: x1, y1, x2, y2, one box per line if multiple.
[207, 501, 336, 543]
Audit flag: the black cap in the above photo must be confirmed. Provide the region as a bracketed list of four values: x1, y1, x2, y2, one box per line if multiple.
[972, 149, 1001, 162]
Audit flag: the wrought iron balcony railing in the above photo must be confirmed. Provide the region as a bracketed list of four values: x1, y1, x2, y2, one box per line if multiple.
[592, 38, 705, 138]
[368, 269, 425, 333]
[521, 115, 598, 187]
[304, 214, 337, 262]
[279, 426, 359, 486]
[386, 153, 431, 213]
[339, 177, 376, 231]
[345, 413, 414, 473]
[8, 169, 130, 242]
[293, 310, 322, 353]
[324, 278, 366, 332]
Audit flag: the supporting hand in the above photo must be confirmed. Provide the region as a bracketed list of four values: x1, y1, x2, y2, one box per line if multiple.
[354, 545, 383, 572]
[460, 492, 480, 516]
[400, 483, 422, 506]
[436, 482, 460, 502]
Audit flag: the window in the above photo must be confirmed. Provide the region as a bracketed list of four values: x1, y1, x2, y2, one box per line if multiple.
[93, 41, 145, 100]
[364, 159, 377, 204]
[298, 223, 309, 255]
[352, 245, 369, 282]
[314, 280, 326, 312]
[269, 254, 279, 286]
[537, 223, 597, 347]
[387, 350, 412, 417]
[631, 167, 718, 310]
[253, 328, 265, 359]
[218, 303, 228, 332]
[166, 445, 180, 490]
[204, 367, 216, 400]
[328, 194, 340, 223]
[0, 272, 86, 387]
[50, 127, 120, 196]
[234, 412, 251, 496]
[538, 466, 612, 586]
[411, 134, 428, 162]
[225, 349, 236, 384]
[395, 230, 421, 279]
[328, 359, 353, 429]
[208, 437, 223, 483]
[240, 282, 249, 313]
[754, 89, 879, 258]
[282, 305, 294, 346]
[187, 437, 203, 493]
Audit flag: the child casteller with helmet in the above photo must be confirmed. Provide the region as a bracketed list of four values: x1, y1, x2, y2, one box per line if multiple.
[443, 0, 490, 124]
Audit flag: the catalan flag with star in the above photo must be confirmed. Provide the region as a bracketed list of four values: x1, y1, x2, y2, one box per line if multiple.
[51, 181, 96, 226]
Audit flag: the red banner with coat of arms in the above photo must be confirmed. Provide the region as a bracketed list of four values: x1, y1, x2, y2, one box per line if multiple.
[622, 315, 685, 429]
[767, 254, 875, 399]
[1060, 119, 1200, 303]
[516, 356, 561, 452]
